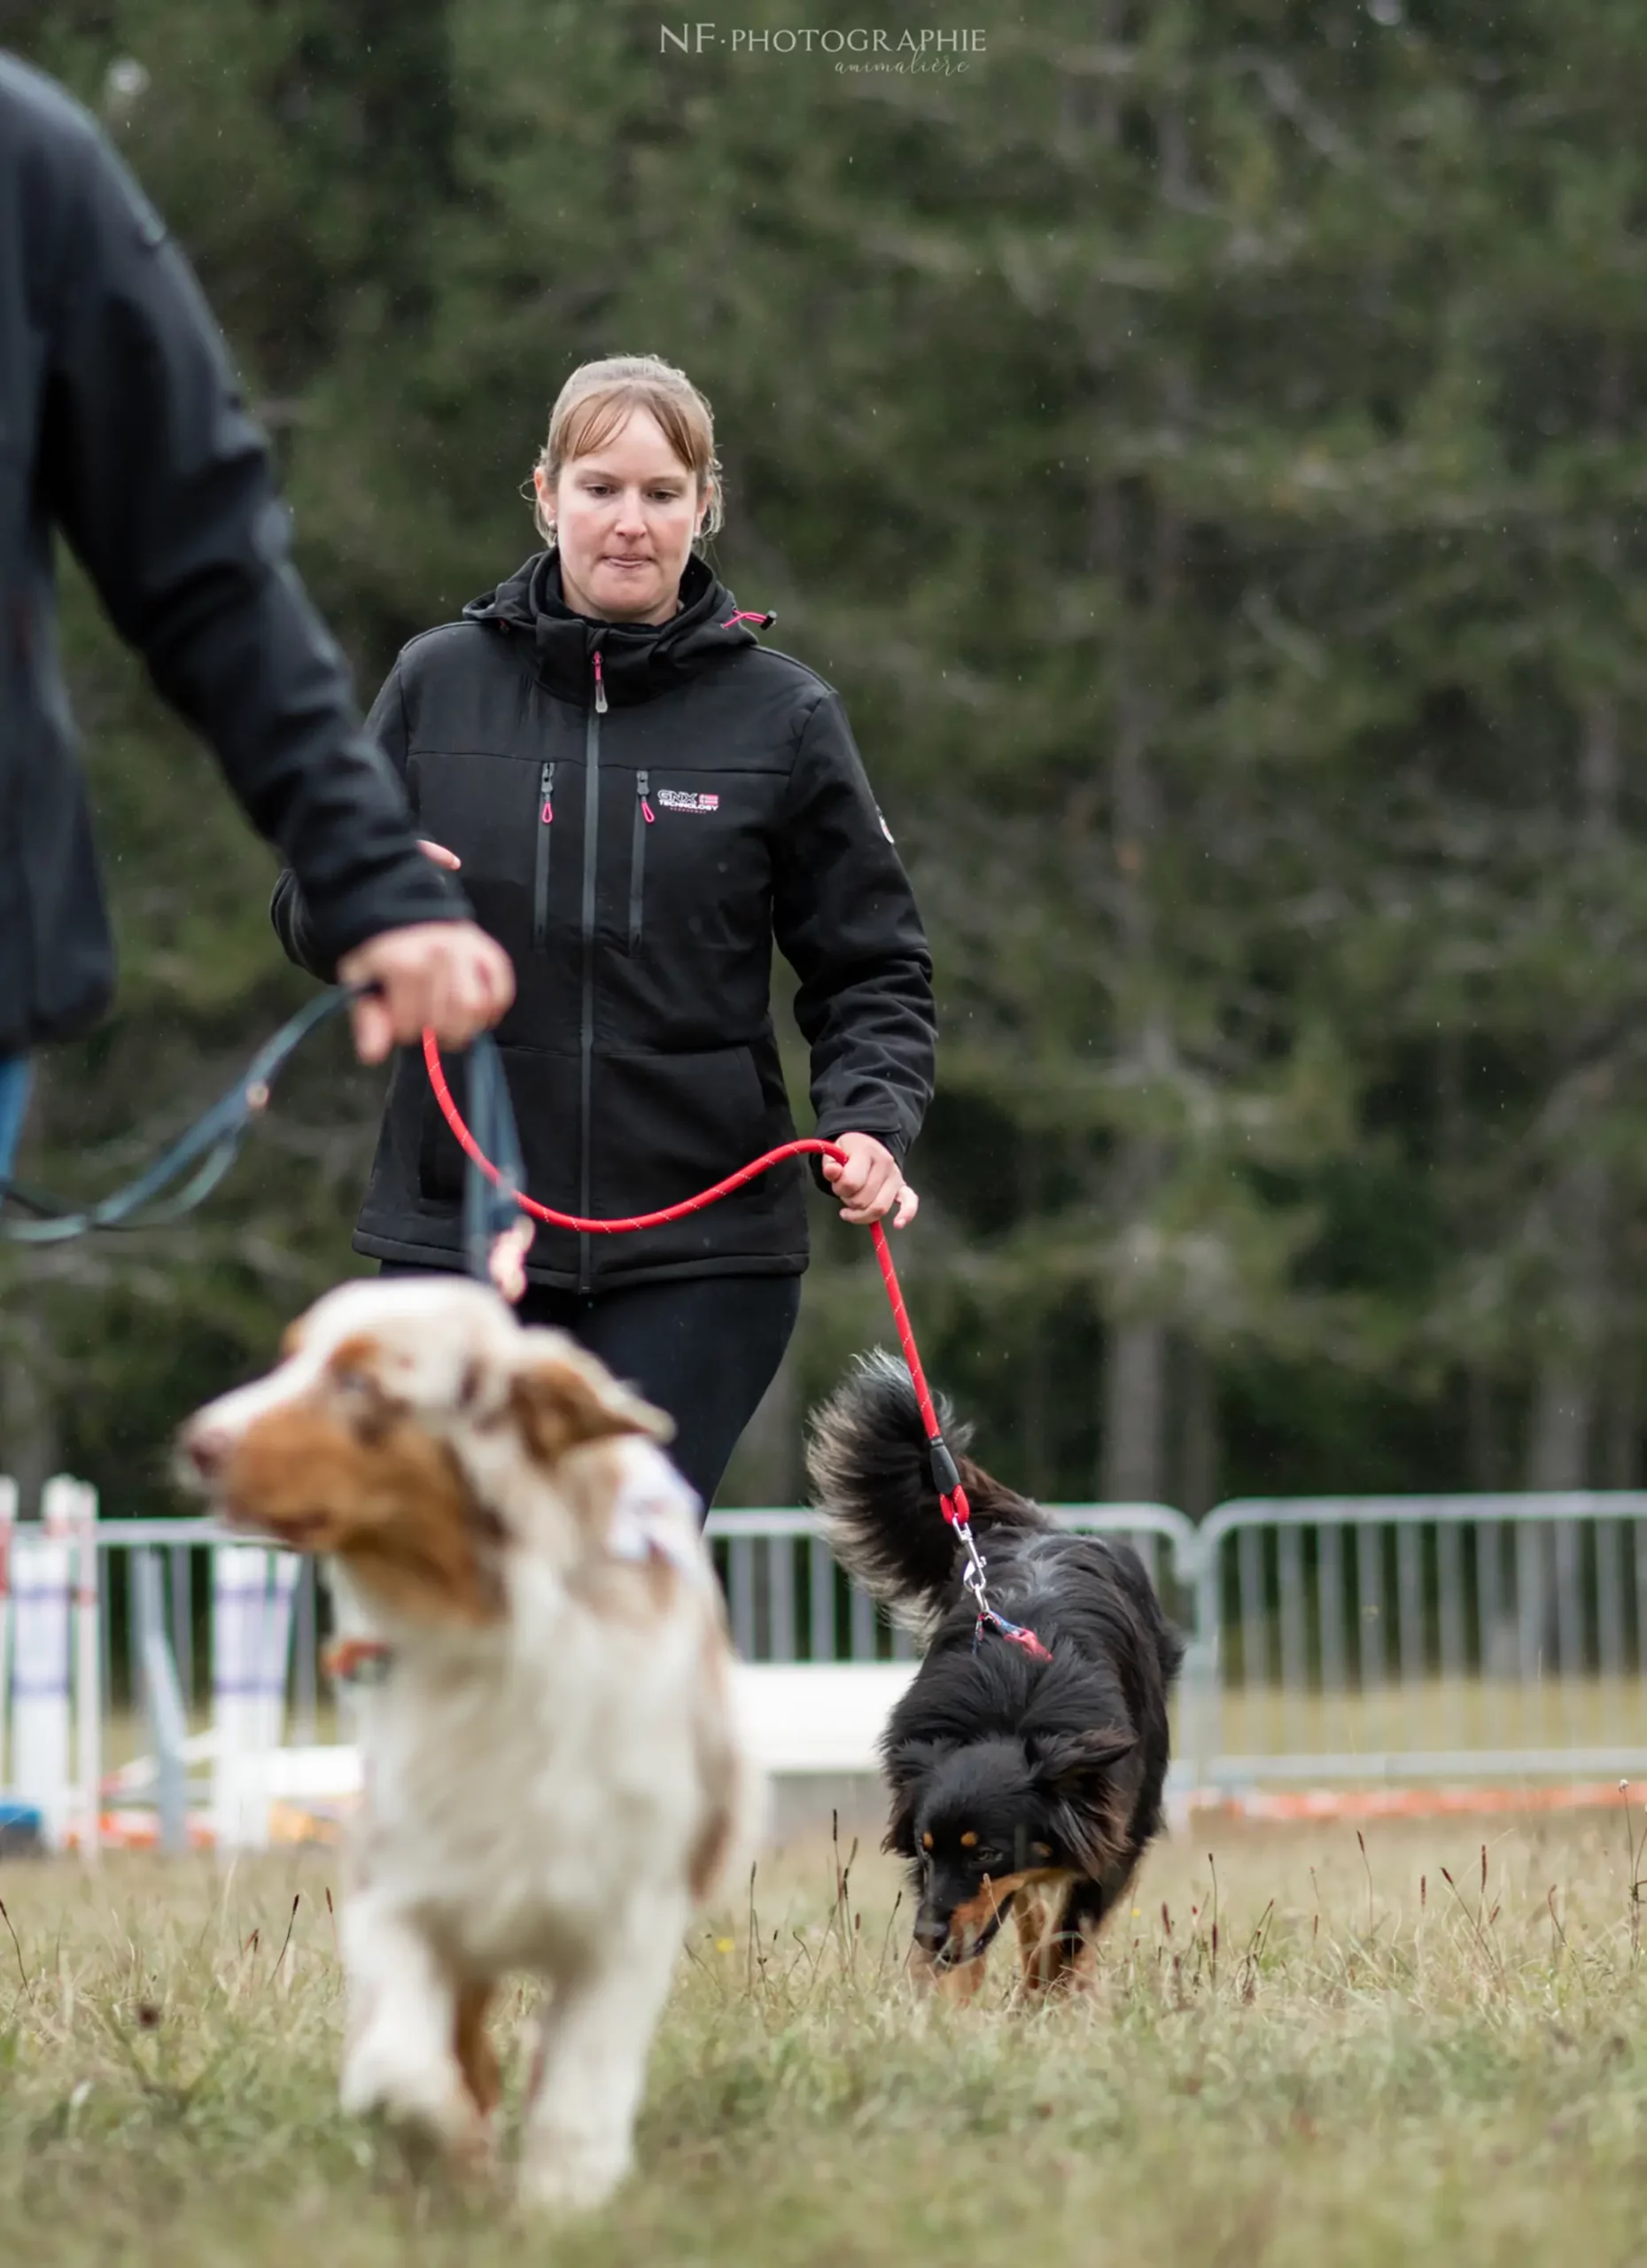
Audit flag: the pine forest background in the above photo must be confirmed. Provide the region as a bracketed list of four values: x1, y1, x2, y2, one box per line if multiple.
[4, 0, 1647, 1526]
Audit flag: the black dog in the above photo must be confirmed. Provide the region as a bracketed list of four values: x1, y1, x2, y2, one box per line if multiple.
[807, 1350, 1184, 1993]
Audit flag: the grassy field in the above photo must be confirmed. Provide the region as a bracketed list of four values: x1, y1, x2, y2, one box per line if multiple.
[1202, 1674, 1647, 1765]
[4, 1806, 1647, 2265]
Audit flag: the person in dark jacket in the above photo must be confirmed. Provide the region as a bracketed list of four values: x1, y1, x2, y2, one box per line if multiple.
[0, 54, 513, 1182]
[273, 353, 936, 1507]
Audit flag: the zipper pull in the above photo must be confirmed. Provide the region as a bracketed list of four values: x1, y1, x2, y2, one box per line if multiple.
[593, 649, 608, 714]
[638, 769, 654, 824]
[540, 761, 555, 825]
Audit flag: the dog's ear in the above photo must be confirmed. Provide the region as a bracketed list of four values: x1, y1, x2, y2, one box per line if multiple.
[1029, 1728, 1137, 1876]
[881, 1736, 947, 1856]
[1029, 1727, 1136, 1801]
[508, 1336, 673, 1467]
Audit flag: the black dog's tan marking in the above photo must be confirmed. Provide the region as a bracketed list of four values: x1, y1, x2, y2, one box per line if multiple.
[808, 1349, 1183, 1994]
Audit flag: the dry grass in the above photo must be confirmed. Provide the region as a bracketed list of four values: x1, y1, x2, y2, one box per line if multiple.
[4, 1805, 1647, 2264]
[1205, 1673, 1647, 1764]
[88, 1667, 1647, 1785]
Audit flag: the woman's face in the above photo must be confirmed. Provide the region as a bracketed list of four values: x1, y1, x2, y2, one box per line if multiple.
[539, 407, 707, 624]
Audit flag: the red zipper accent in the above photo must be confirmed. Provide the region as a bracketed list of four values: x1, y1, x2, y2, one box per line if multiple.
[593, 649, 608, 713]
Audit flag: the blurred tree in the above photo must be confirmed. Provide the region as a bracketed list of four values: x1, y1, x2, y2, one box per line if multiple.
[9, 0, 1647, 1525]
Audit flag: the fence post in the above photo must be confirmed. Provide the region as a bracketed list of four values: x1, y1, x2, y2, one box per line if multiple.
[51, 1479, 103, 1860]
[1177, 1522, 1223, 1808]
[214, 1545, 270, 1852]
[134, 1550, 189, 1858]
[8, 1522, 72, 1846]
[0, 1476, 14, 1798]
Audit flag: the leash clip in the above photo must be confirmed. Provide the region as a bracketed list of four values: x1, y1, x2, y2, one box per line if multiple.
[955, 1514, 1053, 1664]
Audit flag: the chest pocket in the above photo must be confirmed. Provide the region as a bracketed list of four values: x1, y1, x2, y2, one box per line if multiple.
[628, 769, 655, 951]
[408, 750, 550, 956]
[408, 751, 540, 869]
[625, 770, 771, 957]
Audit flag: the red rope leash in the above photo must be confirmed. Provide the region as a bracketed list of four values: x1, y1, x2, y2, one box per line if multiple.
[423, 1029, 843, 1238]
[421, 1031, 1049, 1661]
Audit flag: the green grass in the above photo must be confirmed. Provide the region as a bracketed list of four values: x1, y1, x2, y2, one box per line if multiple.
[6, 1807, 1647, 2264]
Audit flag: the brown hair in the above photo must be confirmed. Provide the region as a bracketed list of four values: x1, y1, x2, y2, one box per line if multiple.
[531, 354, 722, 546]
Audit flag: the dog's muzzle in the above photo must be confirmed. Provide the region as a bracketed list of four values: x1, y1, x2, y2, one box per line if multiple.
[918, 1893, 1016, 1968]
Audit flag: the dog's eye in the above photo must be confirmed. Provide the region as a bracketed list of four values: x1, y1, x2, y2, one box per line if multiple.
[976, 1848, 1006, 1873]
[333, 1369, 375, 1398]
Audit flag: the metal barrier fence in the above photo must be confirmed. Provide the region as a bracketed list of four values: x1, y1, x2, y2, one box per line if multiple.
[704, 1503, 1196, 1666]
[8, 1485, 1647, 1847]
[1198, 1493, 1647, 1787]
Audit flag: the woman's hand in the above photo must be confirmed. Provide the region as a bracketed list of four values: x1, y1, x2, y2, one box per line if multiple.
[822, 1133, 919, 1229]
[418, 839, 462, 869]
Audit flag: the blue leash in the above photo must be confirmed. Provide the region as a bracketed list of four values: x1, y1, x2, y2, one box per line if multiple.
[456, 1021, 530, 1285]
[0, 989, 526, 1287]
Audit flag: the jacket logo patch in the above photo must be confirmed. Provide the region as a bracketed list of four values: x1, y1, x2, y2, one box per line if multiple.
[656, 789, 720, 813]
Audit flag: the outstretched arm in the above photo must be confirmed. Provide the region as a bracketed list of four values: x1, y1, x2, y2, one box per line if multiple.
[39, 105, 509, 1057]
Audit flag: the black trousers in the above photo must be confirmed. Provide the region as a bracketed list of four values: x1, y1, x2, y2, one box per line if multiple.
[379, 1262, 801, 1513]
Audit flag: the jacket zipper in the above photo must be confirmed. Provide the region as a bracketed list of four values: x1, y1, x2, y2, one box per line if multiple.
[532, 762, 555, 948]
[578, 646, 604, 1292]
[629, 770, 654, 951]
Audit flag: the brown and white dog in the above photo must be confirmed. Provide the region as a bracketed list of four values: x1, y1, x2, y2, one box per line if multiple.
[179, 1275, 756, 2214]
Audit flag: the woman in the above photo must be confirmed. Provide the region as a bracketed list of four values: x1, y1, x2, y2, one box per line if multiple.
[272, 354, 936, 1510]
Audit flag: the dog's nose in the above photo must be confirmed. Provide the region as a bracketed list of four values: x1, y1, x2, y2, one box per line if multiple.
[183, 1423, 231, 1481]
[913, 1913, 951, 1955]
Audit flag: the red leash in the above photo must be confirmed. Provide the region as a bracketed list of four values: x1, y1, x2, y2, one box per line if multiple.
[421, 1030, 1050, 1661]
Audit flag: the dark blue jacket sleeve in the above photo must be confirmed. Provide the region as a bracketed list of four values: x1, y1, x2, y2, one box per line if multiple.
[37, 105, 463, 967]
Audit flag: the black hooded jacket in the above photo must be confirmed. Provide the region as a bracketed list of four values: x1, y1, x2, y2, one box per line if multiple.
[271, 551, 936, 1290]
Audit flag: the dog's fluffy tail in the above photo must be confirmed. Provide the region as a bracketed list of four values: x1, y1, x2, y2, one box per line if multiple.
[805, 1348, 1049, 1629]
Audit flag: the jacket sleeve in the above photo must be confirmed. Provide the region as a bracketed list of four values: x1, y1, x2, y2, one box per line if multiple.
[37, 109, 462, 968]
[269, 666, 427, 978]
[771, 690, 936, 1163]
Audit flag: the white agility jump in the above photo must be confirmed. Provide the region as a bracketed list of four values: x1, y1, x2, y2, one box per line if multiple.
[0, 1476, 101, 1853]
[1, 1490, 307, 1853]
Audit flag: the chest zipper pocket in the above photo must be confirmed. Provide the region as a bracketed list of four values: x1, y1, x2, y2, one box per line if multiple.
[532, 763, 555, 948]
[629, 771, 654, 952]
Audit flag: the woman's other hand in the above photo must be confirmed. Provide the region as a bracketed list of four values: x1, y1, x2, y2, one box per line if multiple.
[418, 839, 462, 869]
[821, 1133, 919, 1229]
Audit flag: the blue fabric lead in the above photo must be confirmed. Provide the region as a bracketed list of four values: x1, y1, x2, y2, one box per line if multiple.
[459, 1031, 529, 1285]
[0, 986, 359, 1242]
[0, 983, 532, 1295]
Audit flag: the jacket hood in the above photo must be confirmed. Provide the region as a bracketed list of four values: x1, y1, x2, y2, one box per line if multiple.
[462, 550, 773, 705]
